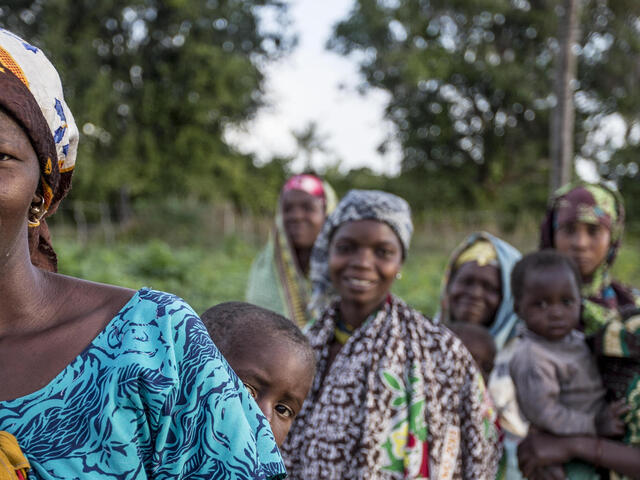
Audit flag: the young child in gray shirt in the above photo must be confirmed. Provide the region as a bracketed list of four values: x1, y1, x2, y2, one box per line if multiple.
[509, 251, 626, 438]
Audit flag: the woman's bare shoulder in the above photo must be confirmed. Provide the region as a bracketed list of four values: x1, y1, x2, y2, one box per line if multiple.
[44, 273, 137, 328]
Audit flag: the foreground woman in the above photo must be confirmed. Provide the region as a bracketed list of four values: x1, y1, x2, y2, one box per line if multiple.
[282, 190, 501, 479]
[0, 29, 285, 479]
[246, 173, 336, 326]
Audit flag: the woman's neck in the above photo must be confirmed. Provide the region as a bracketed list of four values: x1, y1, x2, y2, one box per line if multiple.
[581, 263, 609, 296]
[0, 252, 50, 336]
[294, 247, 312, 275]
[338, 297, 386, 330]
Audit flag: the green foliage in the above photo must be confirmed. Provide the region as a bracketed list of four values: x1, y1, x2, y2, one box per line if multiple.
[55, 235, 259, 315]
[0, 0, 294, 212]
[53, 228, 640, 319]
[328, 0, 640, 211]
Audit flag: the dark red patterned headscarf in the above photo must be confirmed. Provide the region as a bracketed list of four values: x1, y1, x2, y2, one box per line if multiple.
[540, 181, 638, 332]
[540, 181, 624, 269]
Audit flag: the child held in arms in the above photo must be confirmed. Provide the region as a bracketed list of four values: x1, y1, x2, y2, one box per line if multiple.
[510, 250, 629, 477]
[201, 302, 316, 447]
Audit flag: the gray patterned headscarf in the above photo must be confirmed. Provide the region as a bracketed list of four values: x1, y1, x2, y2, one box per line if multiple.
[308, 189, 413, 318]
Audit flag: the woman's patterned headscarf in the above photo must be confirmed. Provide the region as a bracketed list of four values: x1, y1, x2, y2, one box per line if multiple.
[539, 181, 640, 333]
[539, 181, 624, 295]
[308, 189, 413, 317]
[540, 181, 624, 267]
[0, 28, 78, 271]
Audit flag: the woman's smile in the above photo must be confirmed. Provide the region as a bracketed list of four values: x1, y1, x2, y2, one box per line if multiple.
[341, 275, 377, 291]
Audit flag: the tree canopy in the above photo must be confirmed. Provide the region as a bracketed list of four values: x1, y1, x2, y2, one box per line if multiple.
[0, 0, 294, 213]
[328, 0, 640, 211]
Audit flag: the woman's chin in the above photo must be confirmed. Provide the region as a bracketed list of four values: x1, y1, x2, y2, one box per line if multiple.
[453, 310, 490, 327]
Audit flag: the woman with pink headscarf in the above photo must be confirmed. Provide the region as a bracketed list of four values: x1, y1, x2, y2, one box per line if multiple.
[246, 174, 336, 326]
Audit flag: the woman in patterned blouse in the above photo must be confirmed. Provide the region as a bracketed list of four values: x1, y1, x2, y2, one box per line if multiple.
[281, 189, 502, 479]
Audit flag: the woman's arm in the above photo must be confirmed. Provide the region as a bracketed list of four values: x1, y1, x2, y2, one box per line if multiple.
[518, 431, 640, 479]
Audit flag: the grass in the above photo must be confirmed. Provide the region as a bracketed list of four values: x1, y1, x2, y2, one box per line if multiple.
[53, 224, 640, 318]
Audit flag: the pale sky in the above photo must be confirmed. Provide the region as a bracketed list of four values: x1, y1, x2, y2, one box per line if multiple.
[225, 0, 620, 181]
[225, 0, 402, 175]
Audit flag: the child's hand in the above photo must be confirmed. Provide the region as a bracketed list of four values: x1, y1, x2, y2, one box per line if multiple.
[595, 399, 630, 437]
[527, 465, 566, 480]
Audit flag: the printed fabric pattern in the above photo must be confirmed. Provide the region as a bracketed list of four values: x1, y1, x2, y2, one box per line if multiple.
[0, 289, 286, 480]
[589, 311, 640, 450]
[281, 295, 501, 479]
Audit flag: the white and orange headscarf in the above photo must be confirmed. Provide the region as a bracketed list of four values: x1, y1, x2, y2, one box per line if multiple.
[0, 28, 78, 271]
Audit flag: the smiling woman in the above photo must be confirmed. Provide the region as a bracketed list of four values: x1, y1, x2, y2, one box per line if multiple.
[328, 219, 403, 321]
[282, 190, 501, 479]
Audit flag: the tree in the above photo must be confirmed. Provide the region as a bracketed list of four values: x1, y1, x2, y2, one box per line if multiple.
[550, 0, 580, 193]
[328, 0, 640, 212]
[0, 0, 294, 213]
[291, 121, 330, 171]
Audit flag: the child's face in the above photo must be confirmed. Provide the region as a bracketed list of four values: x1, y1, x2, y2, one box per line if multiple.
[465, 340, 495, 383]
[515, 265, 581, 341]
[227, 335, 314, 447]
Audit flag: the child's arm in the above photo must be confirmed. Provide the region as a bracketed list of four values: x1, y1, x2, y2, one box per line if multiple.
[509, 346, 598, 436]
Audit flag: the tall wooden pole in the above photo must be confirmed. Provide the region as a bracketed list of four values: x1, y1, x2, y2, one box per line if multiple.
[550, 0, 580, 194]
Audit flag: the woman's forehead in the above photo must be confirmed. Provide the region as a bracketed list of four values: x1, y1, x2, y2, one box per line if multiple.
[333, 219, 400, 243]
[0, 108, 30, 144]
[282, 188, 323, 204]
[452, 261, 500, 282]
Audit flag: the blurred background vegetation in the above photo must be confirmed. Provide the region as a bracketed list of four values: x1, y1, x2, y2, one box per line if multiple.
[1, 0, 640, 313]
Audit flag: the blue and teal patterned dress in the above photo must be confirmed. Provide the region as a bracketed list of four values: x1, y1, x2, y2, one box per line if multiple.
[0, 288, 286, 479]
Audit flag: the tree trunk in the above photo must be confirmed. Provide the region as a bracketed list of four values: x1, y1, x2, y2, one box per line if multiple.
[549, 0, 580, 194]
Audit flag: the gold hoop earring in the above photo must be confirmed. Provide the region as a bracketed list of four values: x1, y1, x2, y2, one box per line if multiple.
[28, 196, 47, 228]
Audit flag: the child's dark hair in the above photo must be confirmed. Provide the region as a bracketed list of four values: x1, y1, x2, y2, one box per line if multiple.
[201, 301, 316, 373]
[449, 323, 496, 358]
[511, 249, 582, 303]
